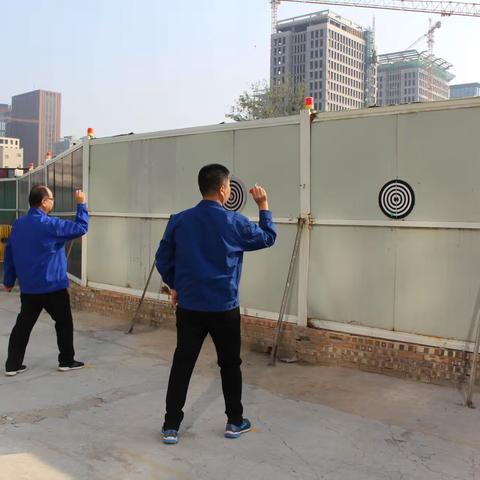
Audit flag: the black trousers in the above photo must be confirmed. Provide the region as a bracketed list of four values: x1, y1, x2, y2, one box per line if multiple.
[163, 306, 243, 431]
[5, 289, 75, 371]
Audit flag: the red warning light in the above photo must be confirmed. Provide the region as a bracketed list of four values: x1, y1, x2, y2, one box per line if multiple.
[304, 97, 314, 110]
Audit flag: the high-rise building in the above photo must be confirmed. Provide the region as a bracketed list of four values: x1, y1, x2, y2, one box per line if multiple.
[377, 50, 454, 106]
[53, 135, 79, 157]
[270, 10, 377, 112]
[0, 104, 11, 137]
[450, 82, 480, 99]
[6, 90, 61, 167]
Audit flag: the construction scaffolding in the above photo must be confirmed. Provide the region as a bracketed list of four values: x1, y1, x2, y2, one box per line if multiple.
[377, 49, 454, 105]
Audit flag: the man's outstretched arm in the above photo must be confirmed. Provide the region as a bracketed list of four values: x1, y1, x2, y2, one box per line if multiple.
[235, 184, 277, 251]
[50, 190, 89, 241]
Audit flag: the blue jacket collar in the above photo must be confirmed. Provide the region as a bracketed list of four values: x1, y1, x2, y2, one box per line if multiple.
[197, 199, 225, 210]
[28, 207, 47, 216]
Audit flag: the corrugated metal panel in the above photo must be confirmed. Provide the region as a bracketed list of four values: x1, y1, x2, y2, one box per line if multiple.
[89, 139, 176, 214]
[395, 229, 480, 340]
[311, 115, 396, 220]
[308, 226, 395, 330]
[397, 107, 480, 222]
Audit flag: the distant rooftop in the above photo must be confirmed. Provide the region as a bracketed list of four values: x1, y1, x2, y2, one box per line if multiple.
[378, 50, 454, 82]
[450, 82, 480, 88]
[276, 10, 366, 33]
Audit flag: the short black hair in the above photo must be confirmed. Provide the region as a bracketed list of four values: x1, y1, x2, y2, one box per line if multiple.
[198, 164, 230, 196]
[29, 185, 50, 207]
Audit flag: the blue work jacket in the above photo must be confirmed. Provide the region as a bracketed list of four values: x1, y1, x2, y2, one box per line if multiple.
[3, 204, 89, 294]
[155, 200, 277, 312]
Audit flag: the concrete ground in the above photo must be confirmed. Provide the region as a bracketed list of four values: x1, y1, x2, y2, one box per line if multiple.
[1, 291, 480, 480]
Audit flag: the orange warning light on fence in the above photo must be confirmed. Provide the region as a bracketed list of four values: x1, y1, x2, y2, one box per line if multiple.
[304, 97, 314, 110]
[87, 127, 95, 139]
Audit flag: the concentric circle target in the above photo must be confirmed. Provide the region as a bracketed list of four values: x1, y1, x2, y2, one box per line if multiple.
[378, 179, 415, 219]
[224, 177, 246, 212]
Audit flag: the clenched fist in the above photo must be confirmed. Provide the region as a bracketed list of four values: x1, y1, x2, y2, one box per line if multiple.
[249, 184, 269, 211]
[75, 190, 86, 204]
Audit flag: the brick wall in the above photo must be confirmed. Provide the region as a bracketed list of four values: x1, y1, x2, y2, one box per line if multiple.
[69, 283, 480, 386]
[69, 282, 176, 328]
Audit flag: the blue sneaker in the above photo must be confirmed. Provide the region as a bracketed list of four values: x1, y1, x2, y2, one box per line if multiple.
[224, 418, 251, 439]
[162, 429, 178, 444]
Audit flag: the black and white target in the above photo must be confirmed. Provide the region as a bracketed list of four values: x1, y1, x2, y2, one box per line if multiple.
[378, 179, 415, 219]
[224, 177, 246, 212]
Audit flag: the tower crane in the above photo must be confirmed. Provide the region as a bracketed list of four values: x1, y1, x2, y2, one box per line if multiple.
[405, 20, 442, 100]
[406, 20, 441, 52]
[271, 0, 480, 33]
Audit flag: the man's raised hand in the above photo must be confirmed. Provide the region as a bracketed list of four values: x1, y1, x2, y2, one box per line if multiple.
[249, 184, 269, 211]
[75, 190, 86, 204]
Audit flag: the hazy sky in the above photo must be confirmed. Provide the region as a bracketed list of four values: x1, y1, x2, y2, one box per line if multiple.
[2, 0, 479, 138]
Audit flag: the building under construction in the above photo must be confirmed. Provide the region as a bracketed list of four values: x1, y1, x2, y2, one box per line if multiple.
[377, 49, 454, 105]
[271, 10, 377, 112]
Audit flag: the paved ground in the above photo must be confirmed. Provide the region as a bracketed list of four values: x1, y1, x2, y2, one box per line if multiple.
[1, 290, 480, 480]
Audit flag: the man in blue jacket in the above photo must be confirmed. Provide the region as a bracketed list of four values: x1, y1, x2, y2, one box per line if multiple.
[155, 163, 276, 445]
[4, 185, 89, 376]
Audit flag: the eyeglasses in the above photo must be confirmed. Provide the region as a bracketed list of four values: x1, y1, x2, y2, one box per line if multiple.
[45, 197, 54, 201]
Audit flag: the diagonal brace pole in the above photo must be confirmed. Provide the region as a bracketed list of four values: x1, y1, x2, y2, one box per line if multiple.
[270, 217, 305, 366]
[466, 310, 480, 407]
[126, 260, 157, 334]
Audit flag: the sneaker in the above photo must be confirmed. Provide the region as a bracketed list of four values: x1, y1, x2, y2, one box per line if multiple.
[224, 418, 252, 439]
[5, 365, 27, 377]
[162, 429, 178, 445]
[58, 360, 85, 372]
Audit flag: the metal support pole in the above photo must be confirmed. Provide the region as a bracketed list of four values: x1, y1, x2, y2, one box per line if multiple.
[15, 176, 19, 220]
[466, 311, 480, 407]
[81, 140, 90, 287]
[66, 238, 75, 260]
[297, 109, 312, 327]
[126, 260, 156, 334]
[270, 217, 304, 366]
